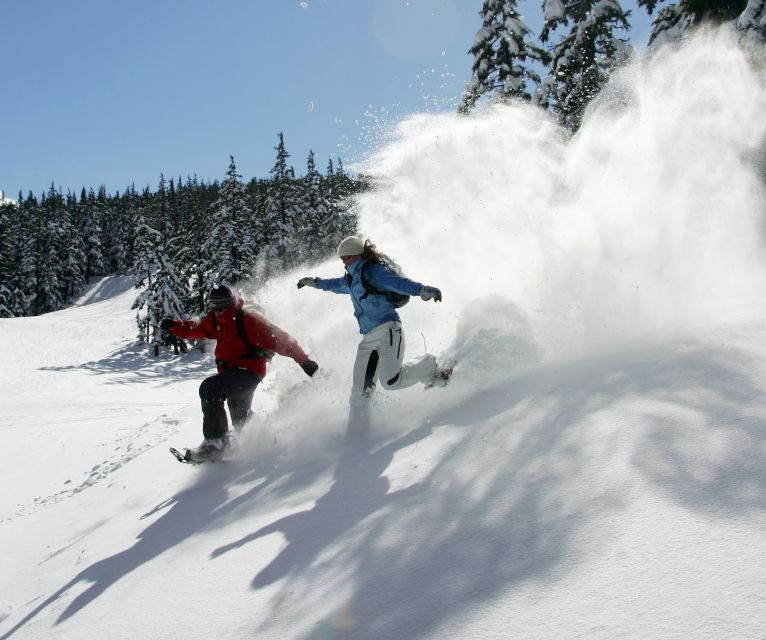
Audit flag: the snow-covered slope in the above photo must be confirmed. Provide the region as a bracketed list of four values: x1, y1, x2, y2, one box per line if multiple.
[2, 32, 766, 640]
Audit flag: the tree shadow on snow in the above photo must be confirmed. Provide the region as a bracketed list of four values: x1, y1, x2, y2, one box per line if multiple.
[39, 342, 210, 385]
[6, 336, 762, 640]
[0, 457, 327, 640]
[294, 373, 623, 639]
[248, 336, 766, 640]
[210, 425, 435, 588]
[0, 476, 227, 640]
[0, 429, 350, 640]
[626, 339, 766, 516]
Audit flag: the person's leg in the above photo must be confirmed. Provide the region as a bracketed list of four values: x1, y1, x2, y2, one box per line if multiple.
[225, 369, 261, 432]
[199, 373, 229, 440]
[376, 322, 437, 391]
[346, 330, 383, 437]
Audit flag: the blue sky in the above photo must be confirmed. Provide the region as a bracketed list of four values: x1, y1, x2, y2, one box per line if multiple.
[1, 0, 651, 199]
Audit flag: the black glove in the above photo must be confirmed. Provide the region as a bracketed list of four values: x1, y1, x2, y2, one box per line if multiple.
[301, 359, 319, 377]
[419, 286, 442, 302]
[297, 277, 318, 289]
[160, 318, 175, 331]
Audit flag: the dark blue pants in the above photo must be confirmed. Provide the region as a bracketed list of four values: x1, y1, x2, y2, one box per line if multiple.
[199, 367, 262, 439]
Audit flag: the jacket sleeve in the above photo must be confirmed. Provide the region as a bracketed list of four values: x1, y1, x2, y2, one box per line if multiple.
[365, 263, 423, 296]
[170, 312, 216, 340]
[245, 312, 310, 364]
[315, 276, 351, 294]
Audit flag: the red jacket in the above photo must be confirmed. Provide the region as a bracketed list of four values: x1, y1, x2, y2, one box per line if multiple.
[170, 300, 310, 378]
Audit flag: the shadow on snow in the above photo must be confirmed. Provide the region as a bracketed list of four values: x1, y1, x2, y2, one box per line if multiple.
[39, 343, 211, 385]
[3, 336, 765, 639]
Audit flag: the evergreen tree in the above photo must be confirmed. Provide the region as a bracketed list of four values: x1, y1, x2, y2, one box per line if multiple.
[131, 209, 163, 343]
[202, 156, 254, 286]
[301, 150, 328, 263]
[61, 192, 86, 301]
[540, 0, 632, 130]
[737, 0, 766, 42]
[81, 188, 105, 281]
[640, 0, 762, 44]
[245, 176, 272, 286]
[319, 159, 359, 256]
[9, 193, 37, 315]
[103, 188, 128, 274]
[152, 173, 173, 250]
[265, 133, 300, 272]
[182, 176, 215, 314]
[460, 0, 546, 113]
[146, 251, 187, 343]
[31, 185, 66, 314]
[6, 131, 368, 324]
[0, 202, 15, 317]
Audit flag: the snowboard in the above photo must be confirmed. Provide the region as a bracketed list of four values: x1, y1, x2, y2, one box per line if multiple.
[169, 446, 229, 465]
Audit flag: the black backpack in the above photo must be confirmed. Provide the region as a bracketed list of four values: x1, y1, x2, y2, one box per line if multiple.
[352, 255, 411, 308]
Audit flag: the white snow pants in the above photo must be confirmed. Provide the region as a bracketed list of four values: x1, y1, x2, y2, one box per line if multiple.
[347, 320, 437, 435]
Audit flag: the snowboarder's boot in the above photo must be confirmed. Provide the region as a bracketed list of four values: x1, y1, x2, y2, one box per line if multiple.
[425, 365, 454, 389]
[184, 436, 228, 463]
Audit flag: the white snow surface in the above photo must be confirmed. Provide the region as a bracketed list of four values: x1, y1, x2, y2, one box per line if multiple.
[2, 33, 766, 640]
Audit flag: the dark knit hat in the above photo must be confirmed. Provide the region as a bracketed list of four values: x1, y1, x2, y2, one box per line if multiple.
[208, 284, 236, 310]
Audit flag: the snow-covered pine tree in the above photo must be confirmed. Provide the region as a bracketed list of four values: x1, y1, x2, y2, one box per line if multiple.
[318, 158, 359, 256]
[61, 192, 86, 301]
[301, 150, 329, 263]
[29, 185, 67, 314]
[103, 189, 133, 273]
[181, 175, 215, 314]
[540, 0, 632, 130]
[7, 193, 37, 315]
[0, 283, 11, 319]
[0, 201, 15, 317]
[152, 174, 172, 250]
[81, 188, 105, 281]
[737, 0, 766, 42]
[639, 0, 762, 45]
[131, 175, 192, 344]
[125, 184, 143, 272]
[460, 0, 547, 113]
[94, 186, 113, 276]
[265, 133, 300, 272]
[147, 251, 187, 345]
[202, 156, 253, 286]
[131, 208, 163, 343]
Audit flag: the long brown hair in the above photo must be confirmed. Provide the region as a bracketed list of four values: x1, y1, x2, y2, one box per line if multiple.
[361, 239, 381, 261]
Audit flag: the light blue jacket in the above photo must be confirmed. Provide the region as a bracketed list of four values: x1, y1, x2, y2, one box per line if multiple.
[316, 259, 423, 334]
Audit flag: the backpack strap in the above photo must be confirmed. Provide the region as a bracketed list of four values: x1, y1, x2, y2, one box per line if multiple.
[356, 259, 410, 308]
[235, 309, 274, 362]
[213, 309, 274, 368]
[359, 259, 382, 301]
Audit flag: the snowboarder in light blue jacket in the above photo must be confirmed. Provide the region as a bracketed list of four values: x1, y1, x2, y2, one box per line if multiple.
[297, 235, 451, 438]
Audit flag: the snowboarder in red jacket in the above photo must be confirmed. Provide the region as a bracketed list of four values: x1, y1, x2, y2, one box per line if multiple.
[162, 284, 318, 461]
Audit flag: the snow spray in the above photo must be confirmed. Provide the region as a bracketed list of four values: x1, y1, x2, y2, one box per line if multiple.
[248, 30, 766, 457]
[349, 29, 766, 372]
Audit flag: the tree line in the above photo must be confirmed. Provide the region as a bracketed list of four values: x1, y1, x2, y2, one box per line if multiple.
[460, 0, 765, 128]
[0, 133, 365, 344]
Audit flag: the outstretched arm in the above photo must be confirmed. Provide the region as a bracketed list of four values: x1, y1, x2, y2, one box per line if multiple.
[244, 312, 317, 376]
[366, 264, 442, 302]
[298, 275, 351, 295]
[164, 312, 216, 339]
